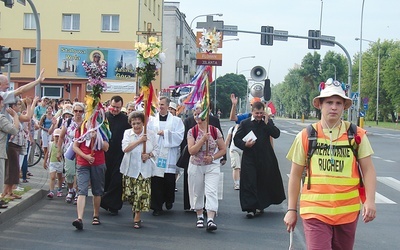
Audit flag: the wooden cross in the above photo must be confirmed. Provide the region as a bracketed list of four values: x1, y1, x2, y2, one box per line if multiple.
[136, 22, 162, 44]
[135, 22, 162, 95]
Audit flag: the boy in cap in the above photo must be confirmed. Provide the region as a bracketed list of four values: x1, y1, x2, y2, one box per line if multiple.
[284, 78, 377, 249]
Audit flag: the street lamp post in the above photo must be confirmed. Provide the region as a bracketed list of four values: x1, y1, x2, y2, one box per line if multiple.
[330, 63, 336, 80]
[189, 13, 223, 30]
[356, 37, 380, 125]
[213, 38, 239, 115]
[357, 0, 366, 125]
[236, 56, 255, 74]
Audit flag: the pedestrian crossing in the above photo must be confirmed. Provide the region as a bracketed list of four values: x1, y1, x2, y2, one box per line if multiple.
[285, 175, 399, 205]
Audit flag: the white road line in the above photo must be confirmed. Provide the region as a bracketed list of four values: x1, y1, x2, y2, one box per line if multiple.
[375, 192, 396, 204]
[377, 177, 400, 192]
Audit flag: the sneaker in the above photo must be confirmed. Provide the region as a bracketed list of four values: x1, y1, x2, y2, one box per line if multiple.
[196, 217, 204, 228]
[66, 192, 73, 203]
[57, 190, 63, 197]
[73, 195, 78, 205]
[206, 219, 217, 231]
[14, 186, 24, 192]
[246, 211, 255, 219]
[47, 191, 54, 199]
[234, 184, 240, 190]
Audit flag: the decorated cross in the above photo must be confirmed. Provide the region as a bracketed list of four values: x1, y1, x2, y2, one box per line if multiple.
[136, 23, 162, 44]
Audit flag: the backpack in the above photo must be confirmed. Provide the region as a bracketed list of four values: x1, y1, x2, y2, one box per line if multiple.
[57, 117, 72, 129]
[192, 124, 218, 140]
[228, 125, 237, 148]
[305, 122, 364, 194]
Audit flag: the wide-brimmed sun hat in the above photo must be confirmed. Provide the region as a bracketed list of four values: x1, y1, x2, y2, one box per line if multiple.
[313, 78, 352, 110]
[169, 102, 177, 111]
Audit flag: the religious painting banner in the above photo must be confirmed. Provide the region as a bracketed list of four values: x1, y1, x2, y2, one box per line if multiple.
[57, 45, 137, 81]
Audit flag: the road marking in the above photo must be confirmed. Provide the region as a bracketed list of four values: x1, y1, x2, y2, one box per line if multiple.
[375, 192, 396, 204]
[377, 177, 400, 192]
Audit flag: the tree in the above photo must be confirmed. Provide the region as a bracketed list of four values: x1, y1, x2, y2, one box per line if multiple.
[210, 73, 247, 118]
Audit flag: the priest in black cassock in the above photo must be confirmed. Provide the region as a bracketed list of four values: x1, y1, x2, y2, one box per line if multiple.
[100, 95, 131, 215]
[233, 101, 286, 218]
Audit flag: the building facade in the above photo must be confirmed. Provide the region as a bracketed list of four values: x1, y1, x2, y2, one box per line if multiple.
[0, 0, 163, 102]
[162, 2, 196, 96]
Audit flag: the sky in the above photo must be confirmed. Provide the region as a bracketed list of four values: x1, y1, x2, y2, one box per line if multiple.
[174, 0, 400, 85]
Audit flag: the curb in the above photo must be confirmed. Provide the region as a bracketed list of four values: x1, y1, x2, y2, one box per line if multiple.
[0, 189, 46, 225]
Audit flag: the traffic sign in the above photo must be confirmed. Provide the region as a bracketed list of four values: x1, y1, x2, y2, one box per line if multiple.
[196, 53, 222, 66]
[274, 30, 288, 41]
[321, 35, 335, 47]
[351, 92, 359, 101]
[364, 104, 368, 110]
[223, 25, 238, 36]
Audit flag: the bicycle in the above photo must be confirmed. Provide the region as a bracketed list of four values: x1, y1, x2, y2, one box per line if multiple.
[28, 141, 44, 167]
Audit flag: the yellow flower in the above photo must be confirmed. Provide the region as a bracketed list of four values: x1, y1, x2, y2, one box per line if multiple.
[151, 47, 160, 55]
[143, 51, 151, 58]
[149, 36, 157, 44]
[134, 42, 141, 50]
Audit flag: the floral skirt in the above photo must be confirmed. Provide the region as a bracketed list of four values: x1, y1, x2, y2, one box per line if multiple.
[122, 174, 151, 213]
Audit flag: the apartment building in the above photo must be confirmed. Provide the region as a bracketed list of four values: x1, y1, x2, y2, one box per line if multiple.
[0, 0, 163, 102]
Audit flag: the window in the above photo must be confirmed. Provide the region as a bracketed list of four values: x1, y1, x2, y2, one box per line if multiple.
[23, 48, 36, 64]
[158, 4, 160, 19]
[42, 85, 63, 99]
[148, 0, 151, 10]
[62, 14, 80, 31]
[153, 0, 156, 15]
[144, 0, 147, 6]
[24, 13, 39, 30]
[102, 15, 119, 32]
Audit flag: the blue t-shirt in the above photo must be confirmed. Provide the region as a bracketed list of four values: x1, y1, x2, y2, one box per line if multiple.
[236, 113, 251, 124]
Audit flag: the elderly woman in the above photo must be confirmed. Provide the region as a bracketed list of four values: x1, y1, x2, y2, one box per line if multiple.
[120, 111, 158, 229]
[187, 113, 226, 232]
[0, 97, 20, 203]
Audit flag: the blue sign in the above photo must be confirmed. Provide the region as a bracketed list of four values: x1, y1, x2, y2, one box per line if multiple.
[360, 111, 365, 117]
[351, 92, 359, 101]
[364, 104, 368, 110]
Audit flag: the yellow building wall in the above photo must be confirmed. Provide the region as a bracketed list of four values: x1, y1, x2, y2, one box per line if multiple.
[0, 0, 164, 101]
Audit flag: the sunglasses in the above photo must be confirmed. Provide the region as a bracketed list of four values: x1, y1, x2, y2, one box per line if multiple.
[74, 110, 84, 113]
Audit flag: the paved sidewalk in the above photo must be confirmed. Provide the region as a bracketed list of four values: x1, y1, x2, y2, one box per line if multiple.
[0, 159, 48, 225]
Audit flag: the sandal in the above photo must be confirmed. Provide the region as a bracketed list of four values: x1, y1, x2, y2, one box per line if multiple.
[72, 218, 83, 230]
[206, 219, 217, 231]
[133, 220, 142, 229]
[92, 216, 101, 225]
[196, 217, 204, 228]
[10, 193, 22, 199]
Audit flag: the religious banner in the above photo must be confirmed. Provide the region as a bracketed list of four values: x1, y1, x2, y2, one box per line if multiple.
[57, 45, 137, 81]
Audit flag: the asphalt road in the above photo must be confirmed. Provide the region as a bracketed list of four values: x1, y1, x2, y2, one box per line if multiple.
[0, 118, 399, 250]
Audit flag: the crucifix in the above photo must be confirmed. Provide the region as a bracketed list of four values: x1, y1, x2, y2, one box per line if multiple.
[136, 22, 162, 44]
[135, 22, 162, 95]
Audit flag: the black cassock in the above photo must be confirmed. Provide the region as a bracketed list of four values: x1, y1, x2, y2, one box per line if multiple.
[100, 111, 131, 212]
[233, 117, 286, 212]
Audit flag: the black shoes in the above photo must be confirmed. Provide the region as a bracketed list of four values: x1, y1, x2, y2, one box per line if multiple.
[108, 209, 118, 216]
[165, 203, 173, 210]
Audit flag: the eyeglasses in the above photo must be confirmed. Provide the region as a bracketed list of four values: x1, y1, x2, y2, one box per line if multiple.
[74, 110, 84, 113]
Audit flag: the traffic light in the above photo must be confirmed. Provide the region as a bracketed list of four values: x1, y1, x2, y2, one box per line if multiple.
[261, 26, 274, 46]
[0, 46, 12, 66]
[264, 79, 271, 101]
[308, 30, 321, 49]
[1, 0, 14, 8]
[65, 83, 71, 93]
